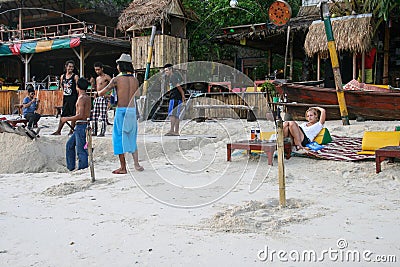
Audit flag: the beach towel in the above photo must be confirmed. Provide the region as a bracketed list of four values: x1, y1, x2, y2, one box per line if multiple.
[294, 135, 375, 161]
[113, 107, 137, 155]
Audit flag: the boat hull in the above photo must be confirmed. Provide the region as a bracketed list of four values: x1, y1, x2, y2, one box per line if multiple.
[277, 84, 400, 121]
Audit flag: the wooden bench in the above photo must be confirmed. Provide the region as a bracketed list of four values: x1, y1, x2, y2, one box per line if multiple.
[375, 146, 400, 173]
[193, 104, 257, 122]
[7, 119, 28, 127]
[54, 106, 63, 118]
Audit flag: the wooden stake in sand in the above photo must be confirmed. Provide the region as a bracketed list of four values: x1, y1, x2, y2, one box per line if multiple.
[276, 120, 286, 207]
[86, 119, 95, 182]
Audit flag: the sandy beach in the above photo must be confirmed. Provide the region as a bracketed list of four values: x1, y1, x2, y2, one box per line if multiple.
[1, 115, 399, 266]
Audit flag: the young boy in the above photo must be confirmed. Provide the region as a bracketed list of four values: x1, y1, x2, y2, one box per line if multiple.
[61, 77, 92, 171]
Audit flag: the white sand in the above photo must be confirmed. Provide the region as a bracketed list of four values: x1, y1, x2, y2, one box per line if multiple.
[0, 115, 399, 266]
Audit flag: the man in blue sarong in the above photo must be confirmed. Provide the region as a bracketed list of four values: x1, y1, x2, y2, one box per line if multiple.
[97, 53, 144, 174]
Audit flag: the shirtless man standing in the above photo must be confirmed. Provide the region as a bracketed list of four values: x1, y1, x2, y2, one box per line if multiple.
[61, 78, 92, 171]
[97, 53, 144, 174]
[91, 62, 111, 136]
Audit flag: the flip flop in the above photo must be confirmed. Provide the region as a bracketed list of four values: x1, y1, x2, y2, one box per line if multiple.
[164, 132, 175, 136]
[134, 165, 144, 172]
[112, 169, 127, 174]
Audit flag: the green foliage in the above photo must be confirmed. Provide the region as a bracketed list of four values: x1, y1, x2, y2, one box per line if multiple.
[362, 0, 399, 22]
[261, 81, 276, 96]
[183, 0, 300, 61]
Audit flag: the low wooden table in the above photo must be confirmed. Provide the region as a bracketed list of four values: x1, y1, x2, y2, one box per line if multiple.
[375, 146, 400, 173]
[227, 140, 291, 165]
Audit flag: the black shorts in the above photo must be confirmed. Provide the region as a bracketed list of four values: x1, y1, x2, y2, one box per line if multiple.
[300, 127, 311, 147]
[61, 95, 78, 117]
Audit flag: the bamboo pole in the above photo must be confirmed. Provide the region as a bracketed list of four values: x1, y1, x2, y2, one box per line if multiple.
[277, 120, 286, 207]
[320, 2, 350, 126]
[140, 26, 156, 119]
[142, 25, 156, 96]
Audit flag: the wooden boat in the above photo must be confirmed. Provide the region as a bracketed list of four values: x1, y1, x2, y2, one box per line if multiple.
[276, 83, 400, 121]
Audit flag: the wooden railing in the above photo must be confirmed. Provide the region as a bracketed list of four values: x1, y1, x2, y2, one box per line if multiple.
[0, 22, 129, 43]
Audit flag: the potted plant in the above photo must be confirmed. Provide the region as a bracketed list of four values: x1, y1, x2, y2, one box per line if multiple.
[261, 81, 279, 103]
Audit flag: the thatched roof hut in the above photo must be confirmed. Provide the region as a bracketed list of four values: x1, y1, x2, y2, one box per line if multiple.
[117, 0, 191, 31]
[214, 5, 322, 59]
[304, 14, 373, 57]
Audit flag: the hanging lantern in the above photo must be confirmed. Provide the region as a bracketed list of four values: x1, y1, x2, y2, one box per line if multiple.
[268, 0, 292, 26]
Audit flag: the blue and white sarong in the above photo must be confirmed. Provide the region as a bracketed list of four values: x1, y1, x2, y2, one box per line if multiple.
[113, 107, 137, 155]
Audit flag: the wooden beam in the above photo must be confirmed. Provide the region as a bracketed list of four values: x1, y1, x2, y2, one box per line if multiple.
[21, 8, 95, 23]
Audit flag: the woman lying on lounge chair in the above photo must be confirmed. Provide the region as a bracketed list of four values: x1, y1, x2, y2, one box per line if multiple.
[283, 106, 326, 152]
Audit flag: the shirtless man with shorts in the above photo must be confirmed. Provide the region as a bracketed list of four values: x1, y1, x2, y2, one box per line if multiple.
[97, 53, 144, 174]
[91, 62, 111, 136]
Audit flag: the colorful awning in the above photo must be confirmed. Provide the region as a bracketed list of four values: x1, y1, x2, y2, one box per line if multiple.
[0, 37, 80, 56]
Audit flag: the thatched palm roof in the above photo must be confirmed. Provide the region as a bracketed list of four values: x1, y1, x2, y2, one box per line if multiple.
[304, 14, 373, 57]
[117, 0, 189, 31]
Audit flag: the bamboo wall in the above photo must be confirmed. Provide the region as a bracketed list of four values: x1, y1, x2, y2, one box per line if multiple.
[131, 35, 188, 70]
[187, 92, 273, 120]
[0, 90, 63, 115]
[0, 91, 19, 115]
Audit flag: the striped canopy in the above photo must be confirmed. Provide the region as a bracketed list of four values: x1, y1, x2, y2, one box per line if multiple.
[0, 37, 80, 56]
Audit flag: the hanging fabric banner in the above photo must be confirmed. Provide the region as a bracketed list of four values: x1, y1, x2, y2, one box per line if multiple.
[0, 37, 81, 56]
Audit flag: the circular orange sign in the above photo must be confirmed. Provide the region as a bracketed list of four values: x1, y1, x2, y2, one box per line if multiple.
[268, 0, 292, 26]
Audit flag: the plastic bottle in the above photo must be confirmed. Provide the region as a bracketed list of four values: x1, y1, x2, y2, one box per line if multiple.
[251, 128, 255, 140]
[256, 128, 260, 141]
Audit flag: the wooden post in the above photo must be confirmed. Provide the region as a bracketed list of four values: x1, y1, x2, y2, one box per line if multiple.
[86, 119, 95, 182]
[268, 49, 272, 76]
[23, 54, 33, 89]
[79, 45, 84, 77]
[361, 51, 365, 83]
[283, 26, 291, 79]
[320, 2, 350, 126]
[317, 54, 320, 81]
[277, 120, 286, 207]
[289, 32, 293, 81]
[352, 53, 357, 80]
[383, 23, 390, 85]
